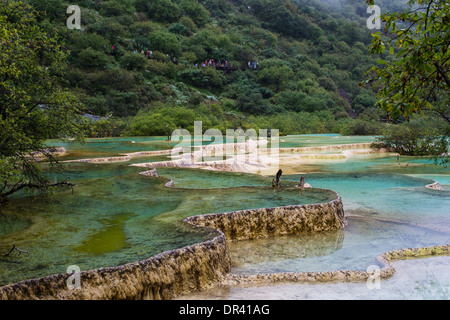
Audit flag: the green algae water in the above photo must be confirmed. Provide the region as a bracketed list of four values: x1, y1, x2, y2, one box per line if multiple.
[0, 135, 449, 300]
[0, 159, 335, 285]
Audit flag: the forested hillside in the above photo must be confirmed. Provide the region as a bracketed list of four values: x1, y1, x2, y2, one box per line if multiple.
[26, 0, 409, 136]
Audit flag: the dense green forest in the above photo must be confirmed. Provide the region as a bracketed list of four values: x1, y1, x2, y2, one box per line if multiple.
[23, 0, 432, 136]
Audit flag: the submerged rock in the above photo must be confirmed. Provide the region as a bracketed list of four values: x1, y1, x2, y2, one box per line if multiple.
[296, 176, 312, 189]
[425, 181, 443, 191]
[139, 169, 159, 177]
[165, 180, 174, 188]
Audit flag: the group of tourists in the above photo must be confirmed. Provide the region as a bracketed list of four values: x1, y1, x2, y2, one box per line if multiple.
[195, 58, 231, 68]
[111, 44, 119, 55]
[133, 48, 153, 59]
[247, 61, 258, 70]
[107, 45, 255, 72]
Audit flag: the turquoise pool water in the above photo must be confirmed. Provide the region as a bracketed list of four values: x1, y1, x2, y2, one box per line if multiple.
[0, 135, 449, 300]
[231, 172, 450, 274]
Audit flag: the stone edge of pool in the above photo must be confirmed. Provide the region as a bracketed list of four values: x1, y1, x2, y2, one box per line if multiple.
[62, 142, 386, 165]
[1, 182, 448, 300]
[1, 141, 448, 300]
[221, 244, 450, 287]
[0, 187, 346, 300]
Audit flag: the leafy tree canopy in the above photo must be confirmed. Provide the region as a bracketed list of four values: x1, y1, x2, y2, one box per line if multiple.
[364, 0, 450, 124]
[0, 0, 85, 200]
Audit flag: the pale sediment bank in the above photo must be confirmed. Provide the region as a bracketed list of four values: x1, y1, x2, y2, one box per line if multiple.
[64, 148, 182, 163]
[65, 142, 388, 166]
[278, 143, 373, 154]
[66, 155, 133, 163]
[184, 195, 450, 288]
[32, 147, 67, 161]
[131, 142, 394, 175]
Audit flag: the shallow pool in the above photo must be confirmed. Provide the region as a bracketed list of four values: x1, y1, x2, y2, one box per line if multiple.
[0, 162, 335, 285]
[0, 135, 448, 300]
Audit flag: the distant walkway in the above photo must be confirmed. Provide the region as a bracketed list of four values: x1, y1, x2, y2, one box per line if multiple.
[195, 59, 236, 74]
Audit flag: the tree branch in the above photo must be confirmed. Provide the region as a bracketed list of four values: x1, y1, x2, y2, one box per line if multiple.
[434, 61, 450, 87]
[4, 244, 30, 257]
[1, 180, 75, 199]
[433, 108, 450, 125]
[424, 0, 434, 32]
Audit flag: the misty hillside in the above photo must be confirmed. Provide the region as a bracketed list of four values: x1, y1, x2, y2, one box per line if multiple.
[26, 0, 409, 136]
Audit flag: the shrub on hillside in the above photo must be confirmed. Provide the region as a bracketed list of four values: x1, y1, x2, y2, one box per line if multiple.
[371, 117, 449, 161]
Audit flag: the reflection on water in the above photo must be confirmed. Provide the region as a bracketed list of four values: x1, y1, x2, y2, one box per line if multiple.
[230, 230, 345, 271]
[0, 135, 449, 299]
[178, 255, 450, 300]
[229, 214, 450, 275]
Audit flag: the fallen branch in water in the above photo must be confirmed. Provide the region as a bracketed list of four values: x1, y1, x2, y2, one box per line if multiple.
[4, 244, 30, 257]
